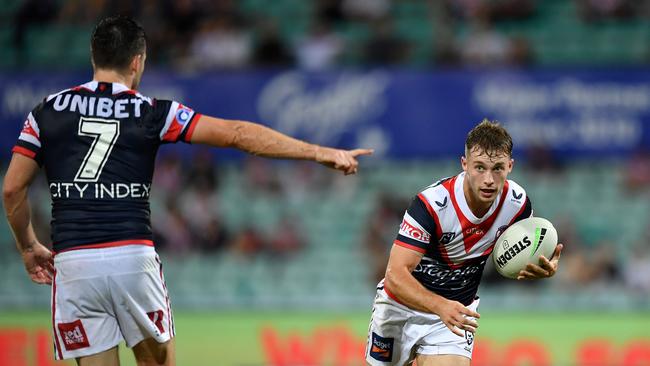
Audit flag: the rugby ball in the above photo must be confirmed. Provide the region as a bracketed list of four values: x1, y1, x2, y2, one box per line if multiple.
[492, 217, 558, 279]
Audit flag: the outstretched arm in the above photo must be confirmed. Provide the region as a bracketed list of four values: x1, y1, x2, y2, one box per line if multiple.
[384, 245, 480, 337]
[190, 115, 373, 175]
[3, 154, 53, 285]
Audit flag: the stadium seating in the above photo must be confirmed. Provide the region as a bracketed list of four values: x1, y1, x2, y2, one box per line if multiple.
[2, 160, 646, 310]
[1, 0, 648, 69]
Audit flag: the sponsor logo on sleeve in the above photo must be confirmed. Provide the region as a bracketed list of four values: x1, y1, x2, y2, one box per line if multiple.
[57, 320, 90, 351]
[511, 189, 523, 201]
[175, 105, 193, 126]
[21, 119, 39, 138]
[370, 332, 394, 362]
[399, 217, 431, 243]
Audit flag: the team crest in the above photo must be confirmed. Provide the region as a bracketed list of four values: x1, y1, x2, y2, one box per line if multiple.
[465, 331, 474, 345]
[495, 225, 509, 241]
[440, 232, 456, 244]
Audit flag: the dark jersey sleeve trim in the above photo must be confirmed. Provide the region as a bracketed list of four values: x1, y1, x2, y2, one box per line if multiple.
[12, 142, 42, 165]
[180, 113, 202, 143]
[394, 234, 429, 251]
[12, 145, 36, 159]
[394, 239, 427, 254]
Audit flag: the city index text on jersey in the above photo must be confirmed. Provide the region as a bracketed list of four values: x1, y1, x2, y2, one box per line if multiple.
[53, 94, 145, 118]
[49, 182, 151, 199]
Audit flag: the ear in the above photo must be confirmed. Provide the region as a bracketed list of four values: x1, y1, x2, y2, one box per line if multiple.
[461, 156, 467, 172]
[129, 54, 142, 74]
[508, 158, 514, 173]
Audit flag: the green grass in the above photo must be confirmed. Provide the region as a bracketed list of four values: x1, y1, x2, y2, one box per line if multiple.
[0, 311, 648, 365]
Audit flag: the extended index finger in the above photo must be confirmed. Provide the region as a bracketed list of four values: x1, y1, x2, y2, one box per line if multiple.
[349, 148, 374, 157]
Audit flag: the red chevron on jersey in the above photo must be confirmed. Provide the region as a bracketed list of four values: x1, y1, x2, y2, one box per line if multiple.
[402, 172, 530, 305]
[444, 177, 509, 254]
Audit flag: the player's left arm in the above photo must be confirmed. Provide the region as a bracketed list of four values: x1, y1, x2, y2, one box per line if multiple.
[515, 197, 564, 280]
[2, 153, 54, 285]
[190, 115, 373, 175]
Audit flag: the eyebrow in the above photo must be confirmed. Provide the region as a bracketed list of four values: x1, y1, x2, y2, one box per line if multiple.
[473, 161, 506, 167]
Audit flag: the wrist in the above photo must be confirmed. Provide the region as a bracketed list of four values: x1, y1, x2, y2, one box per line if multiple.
[314, 145, 323, 163]
[17, 240, 36, 255]
[428, 294, 447, 314]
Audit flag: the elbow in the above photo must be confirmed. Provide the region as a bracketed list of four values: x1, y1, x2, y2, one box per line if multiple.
[2, 184, 16, 203]
[2, 181, 22, 206]
[384, 265, 401, 292]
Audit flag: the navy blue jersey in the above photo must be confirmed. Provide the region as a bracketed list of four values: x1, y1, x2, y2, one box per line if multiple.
[388, 173, 533, 306]
[13, 81, 201, 252]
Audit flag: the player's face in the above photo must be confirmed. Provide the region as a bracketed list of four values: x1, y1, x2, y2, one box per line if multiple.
[462, 147, 513, 207]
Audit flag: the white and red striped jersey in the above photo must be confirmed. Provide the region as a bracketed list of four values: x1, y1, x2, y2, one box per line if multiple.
[387, 172, 532, 305]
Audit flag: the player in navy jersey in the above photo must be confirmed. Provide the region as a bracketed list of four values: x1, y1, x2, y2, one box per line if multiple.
[365, 120, 563, 366]
[2, 16, 372, 366]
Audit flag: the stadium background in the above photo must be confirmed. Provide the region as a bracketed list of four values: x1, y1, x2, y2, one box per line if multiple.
[1, 0, 649, 365]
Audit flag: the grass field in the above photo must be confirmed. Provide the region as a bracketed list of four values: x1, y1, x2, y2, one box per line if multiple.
[1, 311, 649, 365]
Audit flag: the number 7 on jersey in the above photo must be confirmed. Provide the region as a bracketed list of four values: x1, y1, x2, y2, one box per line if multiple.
[75, 117, 120, 182]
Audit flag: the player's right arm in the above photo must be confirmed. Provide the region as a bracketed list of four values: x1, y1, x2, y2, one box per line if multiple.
[3, 153, 54, 285]
[384, 245, 480, 337]
[386, 195, 480, 336]
[190, 115, 373, 175]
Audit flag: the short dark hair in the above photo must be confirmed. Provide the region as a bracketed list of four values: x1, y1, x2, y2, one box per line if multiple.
[91, 16, 146, 70]
[465, 119, 513, 158]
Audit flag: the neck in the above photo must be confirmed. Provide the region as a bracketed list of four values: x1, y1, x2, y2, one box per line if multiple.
[93, 69, 132, 88]
[462, 175, 492, 218]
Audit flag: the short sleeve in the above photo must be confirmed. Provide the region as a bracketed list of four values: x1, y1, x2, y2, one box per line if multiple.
[512, 197, 533, 224]
[12, 110, 43, 165]
[155, 99, 202, 144]
[394, 196, 437, 254]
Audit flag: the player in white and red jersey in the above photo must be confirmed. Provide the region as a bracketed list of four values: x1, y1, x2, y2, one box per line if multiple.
[366, 120, 563, 366]
[2, 16, 372, 366]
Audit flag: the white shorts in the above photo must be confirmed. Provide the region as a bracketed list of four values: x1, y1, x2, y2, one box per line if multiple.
[51, 245, 174, 360]
[366, 285, 479, 366]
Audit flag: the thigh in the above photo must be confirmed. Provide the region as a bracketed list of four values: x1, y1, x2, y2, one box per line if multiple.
[415, 354, 470, 366]
[415, 298, 480, 361]
[76, 346, 120, 366]
[109, 254, 174, 348]
[366, 289, 419, 366]
[132, 337, 175, 366]
[53, 265, 122, 360]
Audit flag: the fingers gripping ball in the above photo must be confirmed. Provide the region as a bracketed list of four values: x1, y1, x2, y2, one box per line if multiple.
[492, 217, 558, 279]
